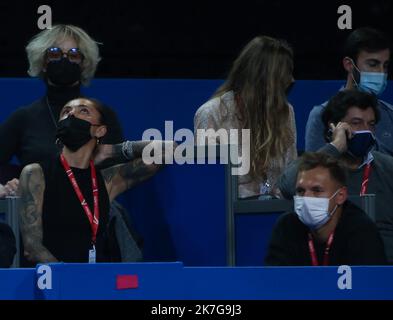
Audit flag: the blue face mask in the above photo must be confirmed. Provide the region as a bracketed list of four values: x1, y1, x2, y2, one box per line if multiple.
[359, 72, 388, 96]
[351, 60, 388, 96]
[347, 130, 376, 158]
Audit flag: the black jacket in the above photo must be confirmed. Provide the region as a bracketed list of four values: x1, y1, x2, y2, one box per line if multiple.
[265, 201, 387, 266]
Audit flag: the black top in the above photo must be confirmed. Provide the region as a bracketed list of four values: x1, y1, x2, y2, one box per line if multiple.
[264, 201, 387, 266]
[0, 222, 16, 267]
[39, 154, 118, 263]
[0, 85, 124, 167]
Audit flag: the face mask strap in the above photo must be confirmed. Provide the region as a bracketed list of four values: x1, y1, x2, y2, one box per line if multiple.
[349, 58, 361, 73]
[329, 188, 341, 200]
[349, 58, 361, 87]
[328, 204, 339, 217]
[328, 188, 342, 216]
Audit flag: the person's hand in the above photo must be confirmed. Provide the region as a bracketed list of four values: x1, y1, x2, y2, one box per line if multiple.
[0, 178, 19, 198]
[94, 144, 114, 166]
[330, 122, 353, 153]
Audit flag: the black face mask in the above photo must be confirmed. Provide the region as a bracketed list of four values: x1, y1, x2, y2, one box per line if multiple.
[56, 116, 92, 151]
[347, 131, 376, 158]
[46, 58, 81, 86]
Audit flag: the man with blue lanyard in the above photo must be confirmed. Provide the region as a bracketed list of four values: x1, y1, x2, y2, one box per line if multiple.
[279, 89, 393, 264]
[305, 27, 393, 155]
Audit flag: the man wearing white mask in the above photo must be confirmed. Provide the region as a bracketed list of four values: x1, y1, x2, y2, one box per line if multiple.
[265, 152, 386, 266]
[305, 27, 393, 155]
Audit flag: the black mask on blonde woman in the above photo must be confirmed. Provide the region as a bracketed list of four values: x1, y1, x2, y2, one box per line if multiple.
[46, 58, 81, 86]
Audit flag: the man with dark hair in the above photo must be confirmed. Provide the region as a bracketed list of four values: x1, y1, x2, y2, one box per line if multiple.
[321, 89, 379, 140]
[265, 152, 386, 266]
[305, 27, 393, 155]
[278, 89, 393, 264]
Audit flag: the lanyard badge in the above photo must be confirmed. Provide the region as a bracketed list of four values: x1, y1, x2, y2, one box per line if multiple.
[60, 154, 100, 263]
[308, 231, 335, 266]
[89, 245, 96, 264]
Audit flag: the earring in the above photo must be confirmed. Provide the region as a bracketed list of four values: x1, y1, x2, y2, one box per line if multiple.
[55, 138, 63, 146]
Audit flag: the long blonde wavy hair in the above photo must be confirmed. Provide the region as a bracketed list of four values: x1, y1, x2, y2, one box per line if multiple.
[214, 35, 294, 179]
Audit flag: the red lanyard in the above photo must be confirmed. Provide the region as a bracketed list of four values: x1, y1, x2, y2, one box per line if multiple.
[308, 231, 335, 266]
[360, 163, 372, 196]
[60, 154, 100, 244]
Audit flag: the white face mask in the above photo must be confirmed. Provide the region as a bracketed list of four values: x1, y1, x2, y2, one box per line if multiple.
[294, 189, 340, 230]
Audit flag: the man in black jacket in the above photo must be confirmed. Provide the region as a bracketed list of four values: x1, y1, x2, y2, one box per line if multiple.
[265, 152, 386, 266]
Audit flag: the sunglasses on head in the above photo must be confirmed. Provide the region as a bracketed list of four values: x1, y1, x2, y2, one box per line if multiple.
[46, 47, 84, 64]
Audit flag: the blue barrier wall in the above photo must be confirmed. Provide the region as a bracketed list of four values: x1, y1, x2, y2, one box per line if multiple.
[117, 164, 227, 265]
[1, 78, 393, 266]
[2, 263, 393, 300]
[0, 268, 36, 300]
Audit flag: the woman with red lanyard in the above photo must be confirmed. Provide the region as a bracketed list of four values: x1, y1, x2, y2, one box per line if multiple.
[18, 97, 174, 265]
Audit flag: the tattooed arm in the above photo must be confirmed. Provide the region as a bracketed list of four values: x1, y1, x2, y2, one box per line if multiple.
[101, 141, 176, 201]
[95, 140, 158, 168]
[18, 164, 58, 263]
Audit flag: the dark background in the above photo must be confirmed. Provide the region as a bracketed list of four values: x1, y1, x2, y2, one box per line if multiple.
[0, 0, 392, 79]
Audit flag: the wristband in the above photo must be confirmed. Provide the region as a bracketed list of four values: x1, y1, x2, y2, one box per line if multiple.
[122, 140, 135, 160]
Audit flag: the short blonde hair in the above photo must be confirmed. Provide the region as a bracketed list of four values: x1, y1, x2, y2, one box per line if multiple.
[26, 24, 101, 85]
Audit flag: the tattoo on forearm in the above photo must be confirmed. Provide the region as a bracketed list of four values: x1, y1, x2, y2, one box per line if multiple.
[101, 165, 121, 185]
[118, 158, 155, 189]
[102, 157, 161, 198]
[102, 141, 175, 198]
[19, 165, 57, 263]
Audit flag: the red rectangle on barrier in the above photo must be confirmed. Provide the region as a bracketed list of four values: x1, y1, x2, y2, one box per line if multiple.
[116, 275, 139, 290]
